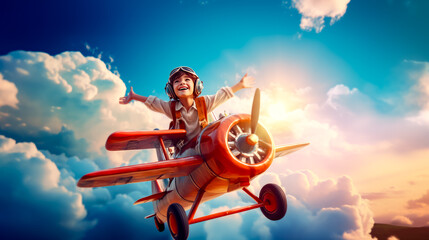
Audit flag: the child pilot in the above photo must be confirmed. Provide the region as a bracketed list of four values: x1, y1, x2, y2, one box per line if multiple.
[119, 66, 254, 157]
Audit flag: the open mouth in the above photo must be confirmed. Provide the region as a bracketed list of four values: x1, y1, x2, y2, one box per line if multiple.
[178, 86, 189, 91]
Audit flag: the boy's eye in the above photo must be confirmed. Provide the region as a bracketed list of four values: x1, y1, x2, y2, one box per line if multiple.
[185, 79, 191, 81]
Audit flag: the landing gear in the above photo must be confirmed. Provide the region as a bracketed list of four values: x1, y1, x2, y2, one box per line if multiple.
[167, 203, 189, 240]
[259, 183, 287, 221]
[154, 216, 165, 232]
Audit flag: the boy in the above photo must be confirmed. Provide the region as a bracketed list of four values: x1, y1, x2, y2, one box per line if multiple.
[119, 66, 254, 157]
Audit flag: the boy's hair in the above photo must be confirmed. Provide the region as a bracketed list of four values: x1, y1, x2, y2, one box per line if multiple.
[169, 70, 198, 84]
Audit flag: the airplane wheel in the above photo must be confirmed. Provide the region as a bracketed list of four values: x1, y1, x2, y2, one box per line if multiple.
[259, 183, 287, 221]
[154, 216, 165, 232]
[167, 203, 189, 240]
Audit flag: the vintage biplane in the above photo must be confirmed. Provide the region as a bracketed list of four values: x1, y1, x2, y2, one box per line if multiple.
[78, 89, 309, 240]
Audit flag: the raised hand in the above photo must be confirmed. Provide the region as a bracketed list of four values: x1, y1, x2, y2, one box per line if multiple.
[231, 73, 256, 93]
[119, 87, 135, 104]
[239, 73, 255, 89]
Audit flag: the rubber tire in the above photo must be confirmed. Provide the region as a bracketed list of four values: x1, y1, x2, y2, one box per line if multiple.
[167, 203, 189, 240]
[259, 183, 287, 221]
[154, 216, 165, 232]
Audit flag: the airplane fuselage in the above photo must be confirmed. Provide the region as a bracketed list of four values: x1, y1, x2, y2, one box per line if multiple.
[153, 114, 274, 222]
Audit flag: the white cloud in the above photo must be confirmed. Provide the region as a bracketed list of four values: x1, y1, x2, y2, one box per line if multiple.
[300, 16, 325, 33]
[239, 170, 375, 239]
[0, 73, 19, 108]
[391, 215, 413, 226]
[292, 0, 351, 32]
[0, 50, 178, 238]
[195, 169, 374, 239]
[259, 171, 374, 239]
[406, 61, 429, 125]
[387, 236, 399, 240]
[16, 67, 29, 75]
[0, 133, 165, 239]
[327, 84, 358, 109]
[0, 135, 89, 239]
[204, 206, 246, 240]
[0, 50, 168, 166]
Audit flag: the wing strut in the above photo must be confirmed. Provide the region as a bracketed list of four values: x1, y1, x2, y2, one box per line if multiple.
[158, 136, 170, 160]
[188, 187, 264, 225]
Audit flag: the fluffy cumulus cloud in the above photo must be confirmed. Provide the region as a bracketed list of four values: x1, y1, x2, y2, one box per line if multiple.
[0, 50, 167, 166]
[0, 73, 19, 108]
[0, 135, 89, 240]
[292, 0, 351, 32]
[251, 171, 375, 240]
[390, 215, 413, 226]
[406, 61, 429, 126]
[0, 134, 169, 240]
[195, 170, 375, 239]
[0, 51, 171, 239]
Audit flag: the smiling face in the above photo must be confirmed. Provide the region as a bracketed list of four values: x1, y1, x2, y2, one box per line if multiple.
[172, 73, 195, 100]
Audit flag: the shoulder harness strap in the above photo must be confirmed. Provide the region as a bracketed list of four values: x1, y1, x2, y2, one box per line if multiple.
[169, 101, 180, 129]
[169, 101, 185, 130]
[195, 97, 208, 128]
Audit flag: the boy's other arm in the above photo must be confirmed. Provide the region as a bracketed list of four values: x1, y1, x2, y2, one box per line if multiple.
[231, 73, 255, 93]
[119, 87, 148, 104]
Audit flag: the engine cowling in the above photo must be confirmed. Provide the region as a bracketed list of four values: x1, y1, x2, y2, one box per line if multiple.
[198, 114, 274, 180]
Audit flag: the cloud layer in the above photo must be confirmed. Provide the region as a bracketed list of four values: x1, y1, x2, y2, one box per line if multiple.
[248, 171, 375, 239]
[2, 49, 429, 239]
[0, 135, 89, 240]
[216, 48, 429, 227]
[0, 51, 168, 166]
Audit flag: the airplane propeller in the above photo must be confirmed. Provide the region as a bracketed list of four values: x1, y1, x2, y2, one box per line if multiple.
[250, 88, 260, 134]
[246, 88, 260, 146]
[228, 88, 267, 165]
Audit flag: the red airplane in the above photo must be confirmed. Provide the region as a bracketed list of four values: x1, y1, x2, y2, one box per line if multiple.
[77, 89, 309, 240]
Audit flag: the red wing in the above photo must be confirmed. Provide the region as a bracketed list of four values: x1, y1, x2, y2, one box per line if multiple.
[105, 129, 186, 151]
[275, 143, 309, 158]
[77, 156, 203, 188]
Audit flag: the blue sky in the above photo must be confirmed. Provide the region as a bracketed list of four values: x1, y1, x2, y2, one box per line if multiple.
[1, 0, 429, 239]
[3, 0, 427, 97]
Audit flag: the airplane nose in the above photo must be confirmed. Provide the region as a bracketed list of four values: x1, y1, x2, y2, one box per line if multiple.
[246, 134, 258, 146]
[235, 134, 257, 154]
[199, 114, 274, 179]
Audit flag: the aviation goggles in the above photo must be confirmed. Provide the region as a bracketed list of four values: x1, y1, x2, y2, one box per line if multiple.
[169, 66, 199, 81]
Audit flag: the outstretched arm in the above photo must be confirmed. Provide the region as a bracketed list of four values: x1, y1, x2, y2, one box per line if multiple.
[231, 73, 255, 93]
[119, 87, 148, 104]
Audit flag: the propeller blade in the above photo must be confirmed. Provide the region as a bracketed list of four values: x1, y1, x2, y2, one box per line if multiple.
[251, 88, 260, 134]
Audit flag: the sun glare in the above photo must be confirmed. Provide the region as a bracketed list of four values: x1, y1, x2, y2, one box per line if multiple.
[267, 102, 288, 120]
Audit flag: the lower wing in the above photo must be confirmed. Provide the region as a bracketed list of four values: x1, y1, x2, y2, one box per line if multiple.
[77, 156, 203, 188]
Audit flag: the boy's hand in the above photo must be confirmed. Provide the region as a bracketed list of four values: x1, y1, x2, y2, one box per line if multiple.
[231, 73, 255, 93]
[119, 87, 135, 104]
[239, 73, 255, 89]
